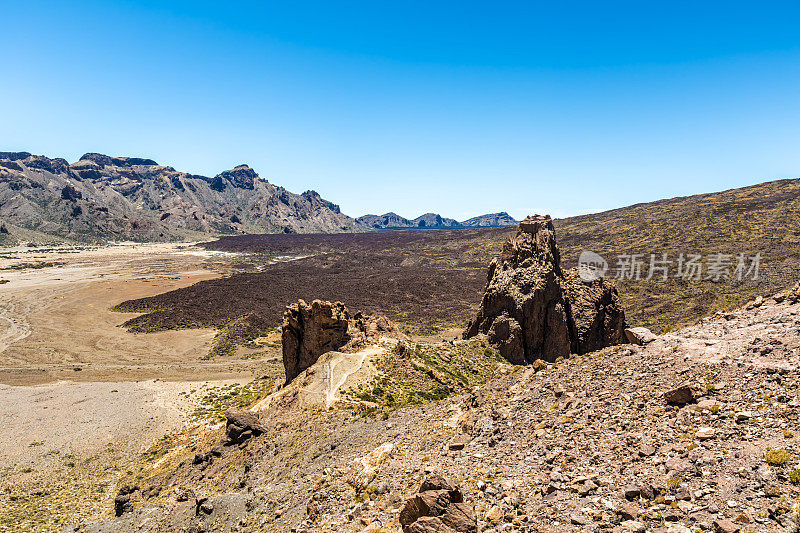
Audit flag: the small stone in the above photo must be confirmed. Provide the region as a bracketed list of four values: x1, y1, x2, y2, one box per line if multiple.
[570, 514, 590, 526]
[448, 440, 466, 451]
[485, 505, 503, 524]
[623, 484, 641, 500]
[696, 427, 715, 440]
[675, 486, 691, 501]
[713, 518, 741, 533]
[696, 399, 719, 411]
[579, 480, 598, 496]
[664, 385, 696, 405]
[620, 520, 646, 533]
[618, 501, 639, 520]
[735, 411, 752, 422]
[639, 445, 656, 457]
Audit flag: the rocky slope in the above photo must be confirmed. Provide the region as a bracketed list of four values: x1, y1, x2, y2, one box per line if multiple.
[357, 212, 518, 230]
[83, 282, 800, 533]
[0, 151, 366, 242]
[554, 177, 800, 333]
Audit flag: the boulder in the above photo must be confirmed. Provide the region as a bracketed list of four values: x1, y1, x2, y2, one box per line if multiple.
[114, 484, 138, 516]
[282, 299, 403, 384]
[624, 326, 657, 345]
[563, 269, 627, 353]
[788, 281, 800, 303]
[400, 475, 476, 532]
[664, 384, 697, 405]
[406, 517, 458, 533]
[440, 503, 478, 532]
[464, 214, 626, 363]
[224, 409, 267, 445]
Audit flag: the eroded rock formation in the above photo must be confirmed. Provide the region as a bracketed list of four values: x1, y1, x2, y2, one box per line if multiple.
[464, 214, 626, 363]
[282, 299, 403, 384]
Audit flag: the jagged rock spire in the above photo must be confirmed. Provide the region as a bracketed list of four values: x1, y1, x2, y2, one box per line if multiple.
[464, 214, 626, 363]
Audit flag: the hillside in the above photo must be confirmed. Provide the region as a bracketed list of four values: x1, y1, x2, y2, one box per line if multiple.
[87, 281, 800, 533]
[0, 151, 366, 243]
[554, 178, 800, 332]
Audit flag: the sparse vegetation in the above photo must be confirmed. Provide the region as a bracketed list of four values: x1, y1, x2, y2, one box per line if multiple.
[0, 261, 64, 271]
[346, 341, 504, 409]
[191, 378, 276, 420]
[764, 448, 791, 466]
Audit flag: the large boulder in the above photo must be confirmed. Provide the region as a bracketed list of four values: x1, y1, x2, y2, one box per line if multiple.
[224, 409, 267, 445]
[563, 269, 627, 353]
[464, 215, 626, 363]
[282, 299, 403, 384]
[624, 326, 657, 345]
[400, 475, 476, 533]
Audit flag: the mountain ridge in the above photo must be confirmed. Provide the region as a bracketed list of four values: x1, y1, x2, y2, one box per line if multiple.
[0, 151, 366, 242]
[356, 210, 518, 229]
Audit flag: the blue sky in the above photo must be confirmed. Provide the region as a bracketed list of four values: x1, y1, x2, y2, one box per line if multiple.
[2, 1, 799, 221]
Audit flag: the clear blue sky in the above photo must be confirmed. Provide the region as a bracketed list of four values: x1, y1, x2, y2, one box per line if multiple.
[2, 1, 799, 221]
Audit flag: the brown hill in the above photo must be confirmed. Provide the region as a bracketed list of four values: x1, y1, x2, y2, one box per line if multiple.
[554, 178, 800, 331]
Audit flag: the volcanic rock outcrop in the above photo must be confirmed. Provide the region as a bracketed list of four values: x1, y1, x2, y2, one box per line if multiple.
[281, 299, 403, 384]
[464, 214, 626, 363]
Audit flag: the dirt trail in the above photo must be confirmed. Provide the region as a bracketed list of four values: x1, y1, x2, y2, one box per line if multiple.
[0, 300, 30, 353]
[252, 343, 384, 412]
[322, 346, 379, 407]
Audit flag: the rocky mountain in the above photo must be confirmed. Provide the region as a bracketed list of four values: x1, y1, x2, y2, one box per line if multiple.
[0, 151, 366, 242]
[460, 211, 518, 227]
[356, 212, 417, 229]
[357, 211, 517, 230]
[413, 212, 461, 228]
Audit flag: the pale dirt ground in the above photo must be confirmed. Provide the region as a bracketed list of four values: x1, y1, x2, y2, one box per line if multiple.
[0, 242, 280, 530]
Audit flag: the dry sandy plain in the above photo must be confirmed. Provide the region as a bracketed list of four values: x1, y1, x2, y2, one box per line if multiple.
[0, 243, 282, 530]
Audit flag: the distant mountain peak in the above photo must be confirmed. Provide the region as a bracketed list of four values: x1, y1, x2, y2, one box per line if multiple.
[356, 211, 518, 230]
[79, 153, 160, 168]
